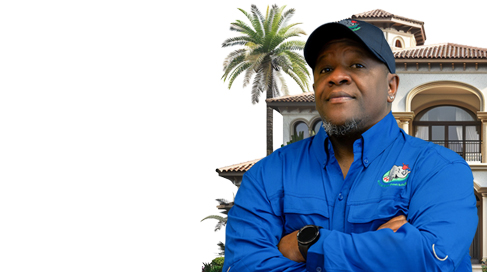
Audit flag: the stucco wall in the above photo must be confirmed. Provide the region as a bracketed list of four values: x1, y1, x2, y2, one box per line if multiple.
[281, 109, 320, 144]
[392, 72, 487, 112]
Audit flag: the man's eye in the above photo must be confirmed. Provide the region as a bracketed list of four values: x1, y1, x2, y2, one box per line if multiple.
[320, 67, 332, 74]
[351, 63, 365, 68]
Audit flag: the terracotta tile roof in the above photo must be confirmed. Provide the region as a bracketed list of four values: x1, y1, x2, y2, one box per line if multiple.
[352, 9, 424, 25]
[266, 92, 315, 103]
[394, 43, 487, 59]
[216, 158, 261, 173]
[351, 9, 425, 45]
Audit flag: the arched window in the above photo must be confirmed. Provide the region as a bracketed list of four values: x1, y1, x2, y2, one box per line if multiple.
[294, 121, 309, 139]
[414, 106, 481, 161]
[395, 39, 403, 48]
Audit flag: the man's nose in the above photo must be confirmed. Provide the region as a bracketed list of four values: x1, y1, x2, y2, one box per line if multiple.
[328, 67, 351, 86]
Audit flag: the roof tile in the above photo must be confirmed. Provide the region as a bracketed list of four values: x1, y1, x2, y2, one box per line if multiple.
[216, 158, 261, 173]
[394, 43, 487, 59]
[352, 9, 424, 25]
[266, 92, 315, 103]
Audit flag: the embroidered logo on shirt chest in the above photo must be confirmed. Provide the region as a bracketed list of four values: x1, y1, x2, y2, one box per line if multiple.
[378, 163, 411, 187]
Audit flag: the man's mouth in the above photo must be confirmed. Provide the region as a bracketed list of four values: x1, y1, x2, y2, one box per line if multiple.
[326, 92, 354, 103]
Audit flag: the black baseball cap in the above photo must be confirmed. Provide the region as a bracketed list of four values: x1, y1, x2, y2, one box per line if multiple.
[304, 19, 396, 74]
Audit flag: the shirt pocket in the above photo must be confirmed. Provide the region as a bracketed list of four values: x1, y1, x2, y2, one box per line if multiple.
[347, 198, 409, 233]
[271, 192, 330, 233]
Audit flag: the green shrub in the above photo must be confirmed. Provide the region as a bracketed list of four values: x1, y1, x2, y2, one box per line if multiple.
[202, 257, 224, 272]
[211, 257, 224, 267]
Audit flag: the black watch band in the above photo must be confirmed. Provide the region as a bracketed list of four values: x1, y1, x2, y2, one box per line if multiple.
[297, 225, 322, 260]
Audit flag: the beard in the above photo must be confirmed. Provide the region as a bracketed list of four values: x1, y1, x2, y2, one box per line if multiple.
[322, 118, 361, 137]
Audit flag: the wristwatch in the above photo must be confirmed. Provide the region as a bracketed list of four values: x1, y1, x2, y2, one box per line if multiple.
[297, 225, 321, 260]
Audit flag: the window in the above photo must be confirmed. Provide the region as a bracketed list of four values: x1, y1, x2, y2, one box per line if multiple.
[414, 106, 481, 162]
[395, 39, 403, 48]
[294, 121, 309, 139]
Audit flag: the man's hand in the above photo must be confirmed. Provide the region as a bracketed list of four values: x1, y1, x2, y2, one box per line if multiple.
[377, 215, 407, 232]
[278, 230, 306, 263]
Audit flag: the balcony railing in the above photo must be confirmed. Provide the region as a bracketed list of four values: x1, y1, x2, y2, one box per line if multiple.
[430, 140, 482, 162]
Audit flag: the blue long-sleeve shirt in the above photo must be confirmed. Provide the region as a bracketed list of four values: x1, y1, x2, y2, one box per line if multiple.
[223, 112, 478, 272]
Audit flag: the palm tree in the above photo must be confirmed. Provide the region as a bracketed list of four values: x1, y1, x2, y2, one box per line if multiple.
[222, 4, 310, 155]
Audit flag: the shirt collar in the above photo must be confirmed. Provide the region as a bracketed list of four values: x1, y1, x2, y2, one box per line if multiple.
[361, 112, 400, 167]
[311, 112, 400, 167]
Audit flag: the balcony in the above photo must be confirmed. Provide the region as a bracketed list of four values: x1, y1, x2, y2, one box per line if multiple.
[430, 140, 482, 162]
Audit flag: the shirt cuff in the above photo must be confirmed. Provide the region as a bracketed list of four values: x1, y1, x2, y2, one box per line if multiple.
[306, 228, 331, 272]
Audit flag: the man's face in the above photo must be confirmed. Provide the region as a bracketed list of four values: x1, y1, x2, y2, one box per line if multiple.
[313, 38, 398, 136]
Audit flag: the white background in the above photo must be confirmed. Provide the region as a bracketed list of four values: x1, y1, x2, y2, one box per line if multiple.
[1, 0, 486, 271]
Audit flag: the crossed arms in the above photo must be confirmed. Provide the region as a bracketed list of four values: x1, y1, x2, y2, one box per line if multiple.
[222, 161, 478, 272]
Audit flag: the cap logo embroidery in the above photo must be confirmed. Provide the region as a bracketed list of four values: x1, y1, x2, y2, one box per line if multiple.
[378, 164, 410, 187]
[339, 19, 361, 32]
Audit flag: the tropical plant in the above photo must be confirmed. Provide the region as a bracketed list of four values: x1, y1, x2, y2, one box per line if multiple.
[216, 241, 225, 257]
[281, 130, 305, 147]
[222, 4, 310, 155]
[201, 198, 232, 231]
[202, 257, 224, 272]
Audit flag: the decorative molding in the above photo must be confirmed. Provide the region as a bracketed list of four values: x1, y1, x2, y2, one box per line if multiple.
[477, 112, 487, 122]
[405, 81, 485, 112]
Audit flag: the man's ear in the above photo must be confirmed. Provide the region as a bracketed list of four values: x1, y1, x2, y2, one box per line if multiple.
[387, 74, 400, 103]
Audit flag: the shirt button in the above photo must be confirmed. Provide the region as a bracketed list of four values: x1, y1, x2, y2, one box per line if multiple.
[364, 158, 369, 164]
[316, 267, 322, 272]
[338, 193, 344, 201]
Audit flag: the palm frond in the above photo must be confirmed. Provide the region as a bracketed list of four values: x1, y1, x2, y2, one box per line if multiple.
[201, 215, 227, 222]
[271, 5, 287, 34]
[222, 54, 246, 81]
[275, 70, 290, 96]
[277, 22, 303, 37]
[251, 5, 265, 25]
[282, 51, 310, 76]
[201, 215, 228, 232]
[222, 35, 255, 48]
[227, 62, 252, 89]
[250, 5, 265, 37]
[273, 54, 293, 74]
[275, 40, 306, 52]
[222, 49, 246, 69]
[230, 20, 259, 44]
[215, 198, 230, 205]
[279, 27, 307, 41]
[282, 66, 309, 92]
[251, 69, 264, 104]
[264, 5, 276, 38]
[242, 66, 255, 88]
[217, 242, 225, 256]
[280, 7, 296, 27]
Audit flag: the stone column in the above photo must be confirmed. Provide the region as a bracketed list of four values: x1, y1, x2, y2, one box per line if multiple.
[477, 112, 487, 163]
[479, 188, 487, 261]
[392, 112, 415, 135]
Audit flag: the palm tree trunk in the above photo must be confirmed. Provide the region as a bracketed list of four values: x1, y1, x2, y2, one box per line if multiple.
[266, 90, 273, 156]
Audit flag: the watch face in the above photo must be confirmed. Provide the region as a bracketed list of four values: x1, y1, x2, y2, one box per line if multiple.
[298, 225, 318, 244]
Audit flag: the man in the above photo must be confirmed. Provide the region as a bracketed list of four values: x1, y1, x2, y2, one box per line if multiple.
[222, 19, 478, 272]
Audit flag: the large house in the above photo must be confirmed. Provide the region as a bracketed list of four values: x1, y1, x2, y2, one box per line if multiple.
[216, 9, 487, 270]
